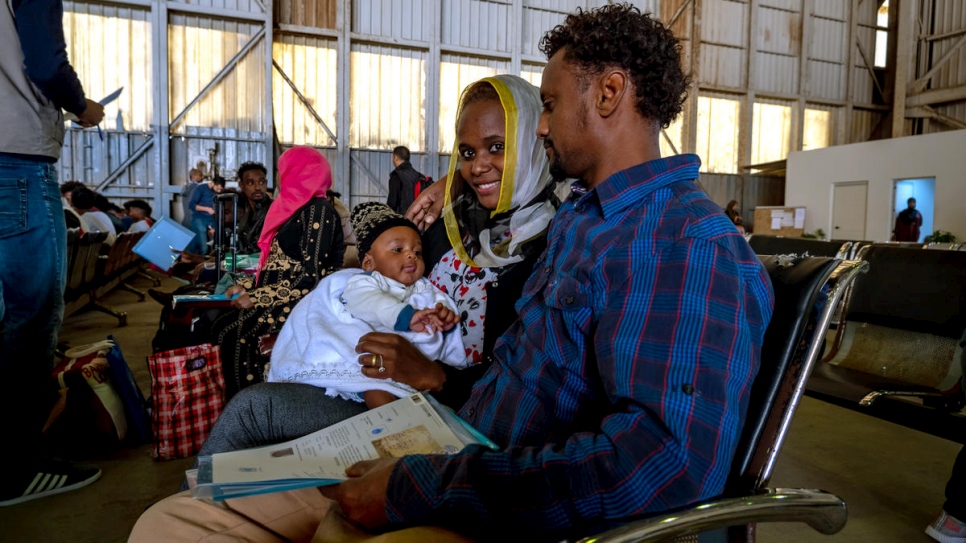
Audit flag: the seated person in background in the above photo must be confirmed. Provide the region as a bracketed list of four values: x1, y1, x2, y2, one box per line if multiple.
[123, 199, 154, 233]
[328, 190, 359, 268]
[268, 202, 463, 410]
[70, 186, 116, 245]
[186, 175, 225, 254]
[59, 180, 84, 208]
[236, 161, 273, 254]
[212, 146, 344, 399]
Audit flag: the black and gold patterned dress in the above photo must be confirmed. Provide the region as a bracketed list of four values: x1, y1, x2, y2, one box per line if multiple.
[212, 197, 344, 399]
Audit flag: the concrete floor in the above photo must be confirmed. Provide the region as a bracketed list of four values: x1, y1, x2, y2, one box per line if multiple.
[0, 273, 959, 542]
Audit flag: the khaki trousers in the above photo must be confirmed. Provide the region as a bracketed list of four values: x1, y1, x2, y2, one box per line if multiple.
[128, 489, 473, 543]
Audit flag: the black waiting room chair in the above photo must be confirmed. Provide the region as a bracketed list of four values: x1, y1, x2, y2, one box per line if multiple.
[572, 255, 868, 543]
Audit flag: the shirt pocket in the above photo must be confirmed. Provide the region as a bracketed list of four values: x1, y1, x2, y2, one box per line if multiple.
[542, 272, 594, 349]
[0, 178, 27, 240]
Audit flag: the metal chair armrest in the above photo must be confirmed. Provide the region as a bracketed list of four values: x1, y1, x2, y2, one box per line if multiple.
[575, 488, 846, 543]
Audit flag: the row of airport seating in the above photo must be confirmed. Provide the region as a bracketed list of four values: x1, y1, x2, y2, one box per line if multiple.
[64, 229, 159, 326]
[747, 234, 966, 444]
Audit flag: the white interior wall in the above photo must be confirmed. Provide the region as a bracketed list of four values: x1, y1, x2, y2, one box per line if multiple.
[785, 130, 966, 242]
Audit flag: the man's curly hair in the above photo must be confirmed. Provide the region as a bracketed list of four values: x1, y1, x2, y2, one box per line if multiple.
[539, 3, 689, 128]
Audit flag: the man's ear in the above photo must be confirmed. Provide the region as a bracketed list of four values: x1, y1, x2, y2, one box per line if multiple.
[596, 70, 628, 118]
[361, 254, 375, 272]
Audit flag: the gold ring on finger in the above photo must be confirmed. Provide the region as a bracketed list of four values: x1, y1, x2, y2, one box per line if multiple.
[370, 353, 377, 367]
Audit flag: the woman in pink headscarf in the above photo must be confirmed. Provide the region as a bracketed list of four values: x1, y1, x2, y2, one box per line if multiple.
[213, 146, 345, 398]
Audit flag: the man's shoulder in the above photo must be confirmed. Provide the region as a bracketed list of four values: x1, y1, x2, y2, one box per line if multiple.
[603, 181, 757, 266]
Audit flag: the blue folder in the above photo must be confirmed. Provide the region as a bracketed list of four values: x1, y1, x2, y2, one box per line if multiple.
[132, 217, 196, 272]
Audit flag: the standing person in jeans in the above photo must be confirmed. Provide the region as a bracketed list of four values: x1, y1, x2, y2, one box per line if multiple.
[926, 330, 966, 543]
[186, 175, 225, 254]
[0, 0, 105, 506]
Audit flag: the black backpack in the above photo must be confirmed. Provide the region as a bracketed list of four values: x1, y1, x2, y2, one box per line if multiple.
[414, 176, 433, 199]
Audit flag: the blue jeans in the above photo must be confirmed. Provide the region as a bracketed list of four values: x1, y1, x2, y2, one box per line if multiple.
[190, 213, 215, 254]
[0, 155, 67, 462]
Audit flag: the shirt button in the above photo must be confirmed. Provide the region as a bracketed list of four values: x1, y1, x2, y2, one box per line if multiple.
[681, 383, 695, 395]
[564, 295, 575, 304]
[467, 408, 476, 417]
[543, 266, 551, 274]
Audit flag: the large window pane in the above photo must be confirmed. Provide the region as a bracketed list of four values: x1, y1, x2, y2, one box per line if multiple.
[803, 106, 835, 151]
[751, 101, 793, 165]
[521, 64, 544, 89]
[64, 3, 152, 131]
[273, 36, 338, 147]
[350, 45, 427, 151]
[660, 116, 683, 157]
[168, 16, 265, 133]
[696, 95, 740, 174]
[438, 54, 509, 153]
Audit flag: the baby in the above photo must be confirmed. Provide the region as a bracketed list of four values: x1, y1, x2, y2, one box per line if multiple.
[343, 202, 460, 407]
[265, 203, 466, 409]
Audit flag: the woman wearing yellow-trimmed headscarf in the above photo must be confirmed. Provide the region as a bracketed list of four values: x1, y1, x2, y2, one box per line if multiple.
[419, 74, 560, 406]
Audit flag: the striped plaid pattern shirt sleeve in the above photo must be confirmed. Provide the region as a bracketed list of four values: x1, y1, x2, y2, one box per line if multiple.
[385, 154, 775, 540]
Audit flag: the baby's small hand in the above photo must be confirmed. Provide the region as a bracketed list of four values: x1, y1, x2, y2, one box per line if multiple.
[409, 308, 437, 334]
[432, 303, 460, 332]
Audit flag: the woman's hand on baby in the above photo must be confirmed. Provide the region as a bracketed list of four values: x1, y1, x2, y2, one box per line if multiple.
[355, 332, 446, 392]
[225, 284, 253, 309]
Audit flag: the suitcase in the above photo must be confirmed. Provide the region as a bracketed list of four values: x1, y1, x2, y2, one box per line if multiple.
[151, 193, 242, 353]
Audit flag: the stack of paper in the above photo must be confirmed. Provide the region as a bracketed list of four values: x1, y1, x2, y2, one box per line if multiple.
[191, 393, 498, 501]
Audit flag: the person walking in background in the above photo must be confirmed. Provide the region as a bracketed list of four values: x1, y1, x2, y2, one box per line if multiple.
[186, 175, 225, 254]
[386, 145, 428, 215]
[180, 167, 205, 228]
[0, 0, 105, 506]
[893, 197, 923, 242]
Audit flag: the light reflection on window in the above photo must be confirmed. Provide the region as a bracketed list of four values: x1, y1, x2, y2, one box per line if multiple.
[63, 8, 152, 131]
[803, 107, 835, 151]
[273, 38, 337, 147]
[350, 46, 427, 151]
[696, 96, 741, 174]
[438, 56, 508, 153]
[751, 101, 793, 165]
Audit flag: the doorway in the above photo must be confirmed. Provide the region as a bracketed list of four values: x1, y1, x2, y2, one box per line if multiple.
[893, 178, 935, 243]
[831, 181, 868, 241]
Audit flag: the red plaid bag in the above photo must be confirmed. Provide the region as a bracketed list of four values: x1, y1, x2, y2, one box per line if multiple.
[147, 344, 225, 461]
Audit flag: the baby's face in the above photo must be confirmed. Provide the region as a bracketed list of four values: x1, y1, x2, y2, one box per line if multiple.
[362, 226, 425, 286]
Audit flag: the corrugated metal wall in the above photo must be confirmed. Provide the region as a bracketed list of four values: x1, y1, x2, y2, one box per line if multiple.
[59, 0, 965, 219]
[275, 0, 336, 29]
[353, 0, 432, 41]
[273, 35, 338, 147]
[349, 44, 427, 151]
[439, 55, 509, 152]
[167, 16, 266, 134]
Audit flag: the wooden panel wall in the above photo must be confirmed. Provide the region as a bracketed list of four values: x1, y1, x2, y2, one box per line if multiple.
[275, 0, 337, 29]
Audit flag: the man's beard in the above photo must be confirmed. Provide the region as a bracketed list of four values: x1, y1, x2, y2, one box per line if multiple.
[548, 154, 569, 181]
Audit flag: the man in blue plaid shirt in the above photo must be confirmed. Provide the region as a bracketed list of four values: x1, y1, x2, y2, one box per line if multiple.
[130, 4, 774, 542]
[322, 5, 775, 540]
